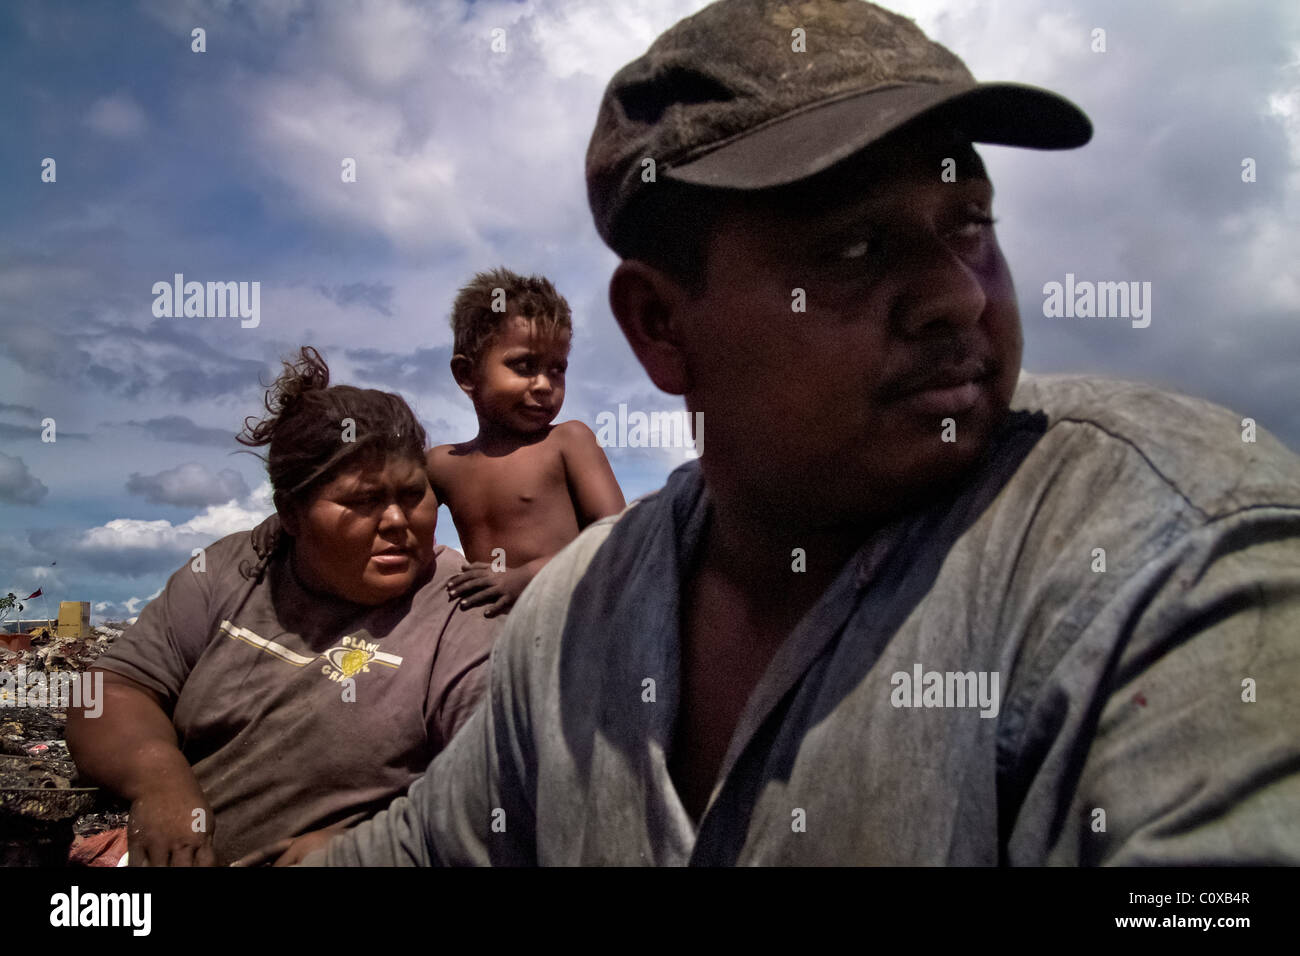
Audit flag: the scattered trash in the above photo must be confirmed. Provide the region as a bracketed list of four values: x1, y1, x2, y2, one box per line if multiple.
[0, 634, 32, 653]
[0, 622, 130, 865]
[0, 623, 119, 676]
[68, 827, 128, 867]
[75, 809, 130, 836]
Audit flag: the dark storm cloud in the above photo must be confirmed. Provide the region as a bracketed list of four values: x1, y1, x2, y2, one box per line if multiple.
[0, 318, 268, 403]
[125, 463, 251, 508]
[0, 422, 90, 441]
[0, 453, 48, 506]
[121, 416, 238, 448]
[0, 403, 40, 420]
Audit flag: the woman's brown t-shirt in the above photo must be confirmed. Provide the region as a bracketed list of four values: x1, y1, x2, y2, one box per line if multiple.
[94, 516, 501, 862]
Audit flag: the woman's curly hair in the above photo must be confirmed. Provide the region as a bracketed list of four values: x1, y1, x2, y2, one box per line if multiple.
[235, 346, 427, 578]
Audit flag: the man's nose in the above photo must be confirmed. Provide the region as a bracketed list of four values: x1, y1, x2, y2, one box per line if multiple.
[531, 373, 552, 394]
[893, 235, 987, 339]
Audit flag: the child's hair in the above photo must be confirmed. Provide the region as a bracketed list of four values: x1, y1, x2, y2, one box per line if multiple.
[450, 267, 572, 363]
[237, 346, 427, 514]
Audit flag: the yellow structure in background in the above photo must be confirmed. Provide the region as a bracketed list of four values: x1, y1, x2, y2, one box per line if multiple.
[57, 601, 90, 639]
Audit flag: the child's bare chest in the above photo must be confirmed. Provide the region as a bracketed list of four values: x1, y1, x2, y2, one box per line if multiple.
[446, 446, 568, 521]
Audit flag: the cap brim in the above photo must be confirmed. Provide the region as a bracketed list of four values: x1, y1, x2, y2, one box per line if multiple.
[664, 82, 1092, 190]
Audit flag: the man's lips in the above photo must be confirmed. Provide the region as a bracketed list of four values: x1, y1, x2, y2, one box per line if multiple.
[882, 360, 994, 416]
[371, 546, 414, 566]
[886, 359, 993, 398]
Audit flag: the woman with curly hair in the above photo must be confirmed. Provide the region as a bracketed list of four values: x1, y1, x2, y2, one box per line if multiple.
[68, 347, 501, 866]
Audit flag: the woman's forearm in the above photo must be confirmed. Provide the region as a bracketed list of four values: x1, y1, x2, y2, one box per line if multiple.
[66, 672, 203, 803]
[68, 672, 219, 865]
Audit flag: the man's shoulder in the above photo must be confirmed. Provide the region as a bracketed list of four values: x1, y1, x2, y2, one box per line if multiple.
[1010, 372, 1300, 517]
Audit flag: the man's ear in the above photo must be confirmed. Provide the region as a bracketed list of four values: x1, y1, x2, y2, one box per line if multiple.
[449, 354, 476, 398]
[608, 260, 691, 396]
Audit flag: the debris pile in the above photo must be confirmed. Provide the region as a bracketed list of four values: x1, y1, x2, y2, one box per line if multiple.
[1, 623, 130, 866]
[0, 625, 120, 680]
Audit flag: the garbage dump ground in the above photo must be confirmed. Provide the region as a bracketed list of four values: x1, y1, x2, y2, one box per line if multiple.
[0, 625, 130, 866]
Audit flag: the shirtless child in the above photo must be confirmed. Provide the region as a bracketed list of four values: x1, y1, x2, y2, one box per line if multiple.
[428, 268, 626, 617]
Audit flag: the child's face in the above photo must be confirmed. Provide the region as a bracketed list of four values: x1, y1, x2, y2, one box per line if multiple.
[470, 314, 570, 433]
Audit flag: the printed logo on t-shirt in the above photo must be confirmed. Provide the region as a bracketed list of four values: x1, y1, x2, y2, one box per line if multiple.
[220, 621, 403, 686]
[320, 632, 402, 685]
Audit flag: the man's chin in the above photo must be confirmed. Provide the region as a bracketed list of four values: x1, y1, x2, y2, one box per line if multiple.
[894, 422, 1001, 487]
[815, 440, 995, 527]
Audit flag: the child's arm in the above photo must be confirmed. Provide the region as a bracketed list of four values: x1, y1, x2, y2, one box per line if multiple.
[450, 424, 624, 618]
[557, 420, 626, 527]
[424, 445, 453, 503]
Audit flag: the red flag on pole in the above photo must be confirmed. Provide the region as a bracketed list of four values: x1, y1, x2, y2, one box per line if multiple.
[23, 589, 42, 600]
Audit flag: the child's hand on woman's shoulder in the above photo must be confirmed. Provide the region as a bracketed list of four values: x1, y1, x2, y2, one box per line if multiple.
[447, 561, 534, 617]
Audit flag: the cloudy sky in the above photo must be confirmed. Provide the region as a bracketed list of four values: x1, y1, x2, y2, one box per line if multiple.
[1, 0, 1296, 623]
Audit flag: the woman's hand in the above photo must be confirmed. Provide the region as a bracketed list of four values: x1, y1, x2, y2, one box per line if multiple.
[128, 783, 218, 866]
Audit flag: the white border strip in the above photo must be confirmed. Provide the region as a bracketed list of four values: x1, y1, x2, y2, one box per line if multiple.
[220, 620, 319, 666]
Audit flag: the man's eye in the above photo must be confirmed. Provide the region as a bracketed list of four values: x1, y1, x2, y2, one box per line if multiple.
[953, 213, 997, 239]
[836, 238, 875, 261]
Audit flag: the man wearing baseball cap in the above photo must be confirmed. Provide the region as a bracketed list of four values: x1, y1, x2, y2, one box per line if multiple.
[310, 0, 1300, 865]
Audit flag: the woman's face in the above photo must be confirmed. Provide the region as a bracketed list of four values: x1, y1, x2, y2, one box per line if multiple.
[282, 451, 438, 606]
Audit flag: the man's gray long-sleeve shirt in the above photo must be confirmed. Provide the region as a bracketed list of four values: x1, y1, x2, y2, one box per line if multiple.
[313, 374, 1300, 865]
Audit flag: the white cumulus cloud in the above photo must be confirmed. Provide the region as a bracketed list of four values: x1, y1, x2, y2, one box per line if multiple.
[49, 482, 274, 576]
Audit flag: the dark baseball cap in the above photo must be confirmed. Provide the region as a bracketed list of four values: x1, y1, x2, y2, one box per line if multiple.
[586, 0, 1092, 251]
